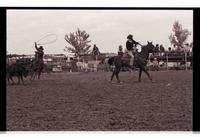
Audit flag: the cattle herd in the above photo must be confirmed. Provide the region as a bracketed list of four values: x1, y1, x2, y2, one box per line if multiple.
[6, 58, 43, 85]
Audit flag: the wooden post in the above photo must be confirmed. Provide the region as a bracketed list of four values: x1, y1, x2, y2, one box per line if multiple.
[95, 55, 98, 72]
[148, 54, 150, 71]
[166, 52, 168, 71]
[6, 56, 9, 65]
[185, 50, 187, 71]
[95, 55, 97, 64]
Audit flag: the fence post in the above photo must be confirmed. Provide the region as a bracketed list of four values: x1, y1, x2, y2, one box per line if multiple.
[185, 51, 187, 71]
[95, 55, 98, 64]
[166, 52, 168, 71]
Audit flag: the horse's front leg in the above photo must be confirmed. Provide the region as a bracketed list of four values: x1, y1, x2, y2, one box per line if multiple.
[7, 75, 10, 85]
[110, 67, 120, 82]
[30, 71, 35, 80]
[110, 69, 115, 82]
[143, 66, 153, 81]
[7, 75, 14, 85]
[115, 68, 121, 83]
[21, 75, 25, 85]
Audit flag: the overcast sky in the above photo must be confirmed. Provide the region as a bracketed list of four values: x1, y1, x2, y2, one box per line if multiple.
[7, 10, 193, 55]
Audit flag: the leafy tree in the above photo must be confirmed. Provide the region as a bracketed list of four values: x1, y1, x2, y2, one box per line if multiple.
[65, 28, 91, 58]
[169, 21, 191, 49]
[189, 42, 193, 48]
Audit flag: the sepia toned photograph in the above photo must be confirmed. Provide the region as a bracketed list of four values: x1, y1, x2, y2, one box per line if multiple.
[6, 9, 193, 131]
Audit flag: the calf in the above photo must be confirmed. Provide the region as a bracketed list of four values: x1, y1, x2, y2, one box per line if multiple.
[6, 61, 29, 85]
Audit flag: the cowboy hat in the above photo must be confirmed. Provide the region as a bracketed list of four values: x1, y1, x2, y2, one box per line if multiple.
[127, 34, 133, 39]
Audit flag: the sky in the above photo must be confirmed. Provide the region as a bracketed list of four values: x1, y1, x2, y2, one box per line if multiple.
[7, 10, 193, 55]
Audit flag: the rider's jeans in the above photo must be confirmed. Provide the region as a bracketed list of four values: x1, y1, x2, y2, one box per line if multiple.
[127, 50, 134, 66]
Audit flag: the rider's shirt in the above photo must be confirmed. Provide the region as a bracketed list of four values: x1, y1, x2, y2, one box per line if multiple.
[36, 51, 44, 59]
[35, 49, 44, 63]
[126, 39, 139, 51]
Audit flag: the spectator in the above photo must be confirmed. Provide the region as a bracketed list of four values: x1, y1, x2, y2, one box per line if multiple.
[118, 45, 124, 57]
[168, 47, 172, 52]
[160, 45, 165, 56]
[167, 47, 172, 56]
[152, 58, 159, 71]
[154, 44, 160, 55]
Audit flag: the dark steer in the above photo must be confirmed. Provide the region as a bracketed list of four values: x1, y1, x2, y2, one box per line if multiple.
[6, 62, 29, 85]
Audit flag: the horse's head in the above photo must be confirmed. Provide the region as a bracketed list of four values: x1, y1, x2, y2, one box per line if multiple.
[146, 41, 155, 53]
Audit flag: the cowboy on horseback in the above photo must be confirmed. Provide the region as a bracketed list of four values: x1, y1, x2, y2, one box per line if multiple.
[126, 34, 141, 66]
[34, 42, 44, 64]
[108, 41, 155, 83]
[29, 42, 45, 80]
[92, 44, 100, 60]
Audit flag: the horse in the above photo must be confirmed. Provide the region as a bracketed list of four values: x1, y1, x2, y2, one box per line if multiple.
[108, 41, 155, 83]
[30, 59, 44, 80]
[76, 61, 88, 72]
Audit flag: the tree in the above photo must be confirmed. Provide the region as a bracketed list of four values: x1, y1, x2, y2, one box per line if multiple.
[169, 21, 191, 49]
[64, 28, 91, 58]
[189, 42, 193, 48]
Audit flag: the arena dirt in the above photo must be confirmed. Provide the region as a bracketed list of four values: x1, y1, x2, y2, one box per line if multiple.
[6, 71, 192, 131]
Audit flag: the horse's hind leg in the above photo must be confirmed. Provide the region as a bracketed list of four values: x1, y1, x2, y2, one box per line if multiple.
[21, 75, 25, 85]
[38, 71, 41, 79]
[7, 76, 10, 85]
[10, 76, 15, 85]
[32, 71, 36, 80]
[7, 78, 9, 85]
[7, 77, 11, 85]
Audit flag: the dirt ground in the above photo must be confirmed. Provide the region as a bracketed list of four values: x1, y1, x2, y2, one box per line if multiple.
[6, 70, 193, 131]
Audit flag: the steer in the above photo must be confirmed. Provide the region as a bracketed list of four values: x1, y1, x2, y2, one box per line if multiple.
[6, 59, 30, 85]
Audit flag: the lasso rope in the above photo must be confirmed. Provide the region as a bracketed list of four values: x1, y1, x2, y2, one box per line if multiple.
[36, 34, 58, 45]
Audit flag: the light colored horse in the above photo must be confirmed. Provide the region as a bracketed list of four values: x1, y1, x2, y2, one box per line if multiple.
[76, 61, 88, 72]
